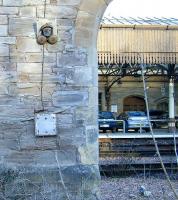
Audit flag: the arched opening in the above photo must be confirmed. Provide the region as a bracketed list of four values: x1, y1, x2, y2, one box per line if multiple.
[123, 95, 145, 111]
[155, 97, 169, 112]
[75, 1, 178, 200]
[157, 101, 168, 111]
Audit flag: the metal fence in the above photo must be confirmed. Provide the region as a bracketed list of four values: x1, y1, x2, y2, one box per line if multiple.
[99, 119, 178, 134]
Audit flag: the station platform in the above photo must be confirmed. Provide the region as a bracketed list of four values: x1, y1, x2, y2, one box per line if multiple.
[99, 129, 178, 139]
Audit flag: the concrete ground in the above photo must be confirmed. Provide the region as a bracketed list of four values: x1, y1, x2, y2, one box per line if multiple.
[99, 129, 178, 139]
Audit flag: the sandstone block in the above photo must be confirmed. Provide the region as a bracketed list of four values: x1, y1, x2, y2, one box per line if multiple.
[10, 47, 43, 63]
[52, 90, 88, 106]
[45, 5, 77, 19]
[74, 66, 92, 86]
[0, 7, 18, 15]
[44, 53, 56, 63]
[16, 37, 42, 53]
[3, 0, 45, 6]
[24, 53, 43, 63]
[75, 106, 97, 126]
[0, 37, 16, 44]
[61, 165, 100, 198]
[0, 62, 16, 71]
[17, 63, 42, 74]
[56, 0, 81, 6]
[36, 6, 45, 18]
[46, 41, 65, 53]
[0, 44, 9, 56]
[79, 0, 107, 15]
[78, 143, 99, 165]
[19, 7, 36, 17]
[0, 56, 9, 62]
[17, 86, 41, 97]
[57, 51, 87, 67]
[9, 18, 36, 37]
[57, 113, 73, 128]
[0, 25, 7, 36]
[85, 125, 98, 144]
[56, 18, 74, 27]
[0, 15, 8, 24]
[58, 127, 86, 147]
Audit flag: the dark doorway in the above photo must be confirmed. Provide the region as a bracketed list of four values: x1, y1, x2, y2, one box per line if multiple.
[123, 95, 145, 111]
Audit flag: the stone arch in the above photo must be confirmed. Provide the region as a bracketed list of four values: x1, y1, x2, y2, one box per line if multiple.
[155, 97, 168, 111]
[74, 0, 113, 75]
[75, 0, 113, 48]
[123, 95, 145, 111]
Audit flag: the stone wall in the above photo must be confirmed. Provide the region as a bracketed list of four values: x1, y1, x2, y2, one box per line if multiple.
[0, 0, 111, 199]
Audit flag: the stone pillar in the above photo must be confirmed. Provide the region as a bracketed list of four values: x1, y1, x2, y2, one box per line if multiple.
[168, 78, 176, 132]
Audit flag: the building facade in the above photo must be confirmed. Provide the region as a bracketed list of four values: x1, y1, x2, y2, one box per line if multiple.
[97, 24, 178, 115]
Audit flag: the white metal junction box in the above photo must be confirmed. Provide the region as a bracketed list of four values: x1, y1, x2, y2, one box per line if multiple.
[35, 113, 57, 136]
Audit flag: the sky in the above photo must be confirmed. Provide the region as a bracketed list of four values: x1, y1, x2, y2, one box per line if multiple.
[104, 0, 178, 18]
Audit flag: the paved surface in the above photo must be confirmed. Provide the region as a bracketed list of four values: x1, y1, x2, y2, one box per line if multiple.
[99, 129, 178, 139]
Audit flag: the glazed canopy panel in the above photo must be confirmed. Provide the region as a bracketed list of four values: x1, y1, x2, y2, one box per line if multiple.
[97, 25, 178, 64]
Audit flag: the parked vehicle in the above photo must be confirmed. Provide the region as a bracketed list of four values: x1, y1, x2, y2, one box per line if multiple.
[146, 110, 168, 128]
[98, 111, 123, 133]
[117, 111, 150, 132]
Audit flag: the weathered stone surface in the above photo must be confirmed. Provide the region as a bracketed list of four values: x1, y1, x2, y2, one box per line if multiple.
[9, 18, 36, 36]
[46, 5, 78, 19]
[17, 63, 42, 74]
[19, 6, 36, 17]
[57, 50, 87, 67]
[3, 0, 45, 6]
[57, 113, 73, 127]
[0, 15, 8, 24]
[0, 7, 18, 15]
[52, 66, 92, 86]
[75, 106, 98, 126]
[58, 127, 86, 147]
[4, 149, 77, 166]
[0, 25, 7, 36]
[0, 62, 16, 71]
[0, 44, 9, 56]
[78, 143, 99, 165]
[56, 0, 81, 6]
[86, 125, 98, 144]
[46, 40, 65, 53]
[52, 90, 89, 106]
[0, 1, 104, 199]
[57, 18, 74, 27]
[0, 37, 16, 44]
[16, 37, 42, 52]
[74, 66, 92, 86]
[0, 164, 100, 200]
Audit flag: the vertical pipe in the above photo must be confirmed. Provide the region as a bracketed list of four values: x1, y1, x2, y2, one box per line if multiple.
[168, 78, 176, 132]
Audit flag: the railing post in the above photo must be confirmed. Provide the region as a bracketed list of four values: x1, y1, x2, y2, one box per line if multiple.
[123, 120, 125, 133]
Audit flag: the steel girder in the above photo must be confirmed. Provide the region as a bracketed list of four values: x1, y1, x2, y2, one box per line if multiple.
[98, 63, 178, 88]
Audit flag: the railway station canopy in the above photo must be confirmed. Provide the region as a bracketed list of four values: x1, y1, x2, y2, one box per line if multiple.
[97, 17, 178, 79]
[98, 17, 178, 65]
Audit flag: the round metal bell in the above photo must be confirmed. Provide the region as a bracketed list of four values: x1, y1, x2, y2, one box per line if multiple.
[47, 35, 58, 45]
[37, 35, 47, 45]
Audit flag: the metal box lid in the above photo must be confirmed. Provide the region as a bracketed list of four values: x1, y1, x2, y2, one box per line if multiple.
[35, 113, 56, 136]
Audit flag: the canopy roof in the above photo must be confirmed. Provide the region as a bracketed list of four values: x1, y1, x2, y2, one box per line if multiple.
[102, 17, 178, 26]
[97, 20, 178, 65]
